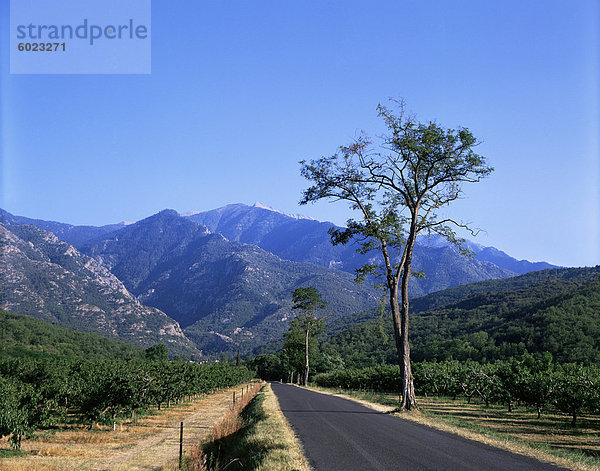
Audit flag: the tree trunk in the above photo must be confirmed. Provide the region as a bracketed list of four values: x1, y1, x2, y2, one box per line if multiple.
[304, 329, 310, 386]
[398, 233, 417, 410]
[382, 236, 416, 411]
[572, 412, 577, 426]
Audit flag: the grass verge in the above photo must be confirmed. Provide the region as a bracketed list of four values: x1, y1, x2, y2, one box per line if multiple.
[306, 386, 600, 471]
[184, 384, 310, 471]
[0, 449, 26, 458]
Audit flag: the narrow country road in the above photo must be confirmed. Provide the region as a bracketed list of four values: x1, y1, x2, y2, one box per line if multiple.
[271, 383, 568, 471]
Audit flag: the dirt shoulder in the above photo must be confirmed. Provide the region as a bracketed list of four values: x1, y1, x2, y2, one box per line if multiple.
[0, 384, 256, 471]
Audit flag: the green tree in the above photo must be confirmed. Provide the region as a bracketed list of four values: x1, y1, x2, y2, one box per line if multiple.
[246, 354, 285, 381]
[516, 353, 554, 418]
[289, 287, 328, 385]
[300, 100, 492, 409]
[552, 363, 599, 426]
[283, 325, 307, 383]
[145, 344, 168, 362]
[0, 376, 56, 449]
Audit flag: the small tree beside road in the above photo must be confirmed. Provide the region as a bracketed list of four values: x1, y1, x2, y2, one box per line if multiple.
[286, 287, 328, 386]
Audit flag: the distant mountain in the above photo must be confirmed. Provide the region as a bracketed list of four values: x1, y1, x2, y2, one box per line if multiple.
[0, 222, 199, 357]
[2, 204, 562, 357]
[323, 266, 600, 366]
[415, 233, 557, 274]
[474, 246, 557, 273]
[187, 203, 523, 296]
[3, 204, 555, 299]
[84, 210, 379, 355]
[187, 203, 353, 268]
[0, 208, 125, 248]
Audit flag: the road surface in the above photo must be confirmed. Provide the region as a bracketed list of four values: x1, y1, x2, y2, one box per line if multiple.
[271, 383, 568, 471]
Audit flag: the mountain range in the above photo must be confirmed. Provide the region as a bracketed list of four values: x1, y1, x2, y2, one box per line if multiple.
[83, 209, 379, 354]
[1, 203, 559, 356]
[0, 208, 126, 248]
[187, 203, 556, 297]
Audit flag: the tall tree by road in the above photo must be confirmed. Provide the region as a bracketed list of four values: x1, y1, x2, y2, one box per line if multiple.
[300, 100, 493, 409]
[287, 287, 327, 386]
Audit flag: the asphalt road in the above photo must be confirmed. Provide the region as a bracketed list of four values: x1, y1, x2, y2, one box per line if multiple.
[271, 382, 568, 471]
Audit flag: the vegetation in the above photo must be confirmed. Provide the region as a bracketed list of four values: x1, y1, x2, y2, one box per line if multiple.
[145, 343, 169, 362]
[323, 273, 600, 366]
[300, 100, 493, 409]
[313, 356, 600, 426]
[0, 356, 253, 450]
[186, 384, 310, 471]
[284, 287, 328, 386]
[408, 266, 600, 314]
[0, 309, 145, 360]
[321, 266, 600, 345]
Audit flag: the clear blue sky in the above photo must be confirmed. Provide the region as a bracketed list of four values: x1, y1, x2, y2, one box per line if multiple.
[1, 1, 598, 267]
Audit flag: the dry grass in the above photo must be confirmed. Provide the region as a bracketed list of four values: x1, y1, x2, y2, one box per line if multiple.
[0, 464, 60, 471]
[183, 382, 264, 470]
[0, 384, 260, 471]
[185, 383, 311, 471]
[412, 397, 600, 471]
[306, 385, 600, 471]
[243, 384, 311, 471]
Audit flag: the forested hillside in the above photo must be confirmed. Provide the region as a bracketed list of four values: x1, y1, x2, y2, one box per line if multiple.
[0, 309, 146, 360]
[323, 267, 600, 366]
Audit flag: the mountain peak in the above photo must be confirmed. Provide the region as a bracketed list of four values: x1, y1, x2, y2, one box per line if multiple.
[157, 209, 179, 217]
[253, 201, 274, 211]
[135, 209, 181, 225]
[252, 202, 316, 221]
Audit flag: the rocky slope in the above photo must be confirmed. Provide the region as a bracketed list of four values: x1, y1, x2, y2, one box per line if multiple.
[85, 210, 379, 354]
[187, 203, 522, 296]
[0, 222, 199, 357]
[0, 208, 125, 248]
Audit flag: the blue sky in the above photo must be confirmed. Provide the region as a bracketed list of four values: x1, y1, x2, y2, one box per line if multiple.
[1, 0, 598, 267]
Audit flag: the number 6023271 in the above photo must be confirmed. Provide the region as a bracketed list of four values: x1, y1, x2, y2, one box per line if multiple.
[18, 42, 66, 52]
